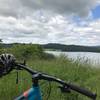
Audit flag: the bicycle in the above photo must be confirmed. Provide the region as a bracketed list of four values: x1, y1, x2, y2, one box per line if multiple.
[0, 54, 97, 100]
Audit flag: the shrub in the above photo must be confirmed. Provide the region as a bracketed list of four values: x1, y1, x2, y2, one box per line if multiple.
[0, 44, 55, 60]
[8, 44, 44, 60]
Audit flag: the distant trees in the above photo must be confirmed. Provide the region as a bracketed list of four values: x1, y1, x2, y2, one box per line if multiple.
[0, 39, 2, 43]
[0, 39, 2, 50]
[42, 43, 100, 53]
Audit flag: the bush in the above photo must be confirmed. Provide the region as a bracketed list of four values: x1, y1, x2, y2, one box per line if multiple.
[8, 44, 44, 60]
[0, 44, 55, 60]
[42, 52, 55, 59]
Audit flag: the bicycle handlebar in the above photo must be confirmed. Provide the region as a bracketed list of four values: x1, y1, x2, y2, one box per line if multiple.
[15, 63, 97, 100]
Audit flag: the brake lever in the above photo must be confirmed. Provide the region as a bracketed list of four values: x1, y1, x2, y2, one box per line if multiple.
[58, 85, 71, 93]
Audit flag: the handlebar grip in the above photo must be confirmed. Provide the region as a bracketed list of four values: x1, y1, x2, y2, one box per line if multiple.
[68, 83, 97, 100]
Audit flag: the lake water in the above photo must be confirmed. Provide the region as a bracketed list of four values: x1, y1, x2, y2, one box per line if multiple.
[45, 51, 100, 66]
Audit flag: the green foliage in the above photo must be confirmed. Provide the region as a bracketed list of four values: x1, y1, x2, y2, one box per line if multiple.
[42, 43, 100, 52]
[0, 44, 99, 100]
[0, 48, 7, 55]
[0, 44, 51, 60]
[9, 44, 44, 60]
[0, 56, 99, 100]
[0, 39, 2, 43]
[0, 49, 3, 54]
[42, 52, 55, 59]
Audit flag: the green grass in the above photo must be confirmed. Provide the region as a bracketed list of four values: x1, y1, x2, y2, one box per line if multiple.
[0, 56, 100, 100]
[0, 44, 99, 99]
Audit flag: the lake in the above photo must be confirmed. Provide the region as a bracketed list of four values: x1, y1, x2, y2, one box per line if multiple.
[45, 51, 100, 66]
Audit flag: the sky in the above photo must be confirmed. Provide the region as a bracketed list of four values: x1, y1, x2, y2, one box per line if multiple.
[0, 0, 100, 46]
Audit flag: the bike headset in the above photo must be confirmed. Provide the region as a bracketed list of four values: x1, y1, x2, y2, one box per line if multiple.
[0, 54, 15, 77]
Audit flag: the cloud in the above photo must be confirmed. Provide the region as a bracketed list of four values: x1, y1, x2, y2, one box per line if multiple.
[0, 14, 100, 45]
[0, 0, 21, 17]
[20, 0, 98, 17]
[0, 0, 100, 45]
[0, 0, 98, 17]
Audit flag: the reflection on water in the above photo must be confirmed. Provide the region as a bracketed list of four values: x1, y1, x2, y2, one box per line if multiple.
[45, 51, 100, 66]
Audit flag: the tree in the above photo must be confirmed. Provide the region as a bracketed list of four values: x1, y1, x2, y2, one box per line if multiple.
[0, 39, 2, 43]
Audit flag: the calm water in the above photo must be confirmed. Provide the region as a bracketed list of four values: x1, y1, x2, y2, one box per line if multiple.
[45, 51, 100, 66]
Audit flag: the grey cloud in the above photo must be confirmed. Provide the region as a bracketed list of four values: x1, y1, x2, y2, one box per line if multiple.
[20, 0, 96, 17]
[0, 0, 98, 17]
[0, 0, 21, 17]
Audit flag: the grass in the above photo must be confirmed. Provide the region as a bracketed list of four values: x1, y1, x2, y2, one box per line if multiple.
[0, 56, 100, 100]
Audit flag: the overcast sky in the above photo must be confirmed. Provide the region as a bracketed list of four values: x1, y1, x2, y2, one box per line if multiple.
[0, 0, 100, 46]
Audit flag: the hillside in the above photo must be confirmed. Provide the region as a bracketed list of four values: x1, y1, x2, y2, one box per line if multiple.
[42, 43, 100, 53]
[0, 43, 100, 53]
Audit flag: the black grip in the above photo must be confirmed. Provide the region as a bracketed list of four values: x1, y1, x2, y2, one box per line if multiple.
[68, 83, 97, 100]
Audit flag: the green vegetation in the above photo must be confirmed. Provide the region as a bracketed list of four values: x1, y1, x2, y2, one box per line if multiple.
[1, 43, 100, 52]
[0, 44, 54, 60]
[0, 39, 2, 43]
[0, 44, 100, 100]
[42, 43, 100, 52]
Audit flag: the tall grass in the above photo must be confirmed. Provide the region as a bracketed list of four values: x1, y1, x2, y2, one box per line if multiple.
[0, 56, 100, 100]
[0, 44, 100, 100]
